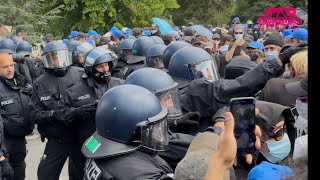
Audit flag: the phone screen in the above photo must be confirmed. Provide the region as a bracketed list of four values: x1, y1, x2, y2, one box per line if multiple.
[230, 97, 256, 155]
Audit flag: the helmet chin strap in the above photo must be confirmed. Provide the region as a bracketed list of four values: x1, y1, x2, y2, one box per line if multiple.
[93, 71, 111, 84]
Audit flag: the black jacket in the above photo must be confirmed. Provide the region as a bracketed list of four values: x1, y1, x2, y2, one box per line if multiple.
[112, 60, 145, 79]
[0, 73, 33, 137]
[65, 76, 124, 144]
[29, 66, 84, 143]
[85, 150, 173, 180]
[180, 59, 283, 132]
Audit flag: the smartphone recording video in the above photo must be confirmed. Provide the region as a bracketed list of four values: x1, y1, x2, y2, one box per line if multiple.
[230, 97, 256, 155]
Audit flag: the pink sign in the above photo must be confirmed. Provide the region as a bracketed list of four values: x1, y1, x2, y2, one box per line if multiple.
[258, 7, 301, 31]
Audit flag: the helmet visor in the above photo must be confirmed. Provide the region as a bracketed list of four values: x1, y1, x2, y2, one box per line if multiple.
[147, 56, 164, 69]
[158, 87, 182, 123]
[42, 50, 72, 69]
[75, 42, 93, 55]
[120, 49, 133, 61]
[140, 108, 169, 151]
[190, 59, 219, 81]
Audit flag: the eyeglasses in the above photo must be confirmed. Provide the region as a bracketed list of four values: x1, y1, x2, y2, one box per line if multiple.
[234, 32, 243, 34]
[270, 125, 285, 141]
[213, 38, 220, 41]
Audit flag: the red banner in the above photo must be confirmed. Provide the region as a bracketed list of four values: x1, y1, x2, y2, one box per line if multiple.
[257, 7, 301, 31]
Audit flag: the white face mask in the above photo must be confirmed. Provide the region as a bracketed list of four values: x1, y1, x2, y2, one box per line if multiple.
[261, 133, 291, 163]
[234, 34, 243, 40]
[294, 99, 308, 137]
[264, 51, 278, 60]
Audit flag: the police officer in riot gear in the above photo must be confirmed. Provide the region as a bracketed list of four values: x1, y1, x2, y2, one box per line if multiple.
[111, 39, 135, 79]
[64, 46, 123, 178]
[82, 84, 173, 179]
[29, 40, 85, 180]
[162, 41, 192, 70]
[16, 40, 42, 82]
[69, 41, 93, 67]
[145, 44, 167, 70]
[112, 36, 155, 79]
[168, 46, 285, 133]
[0, 38, 33, 85]
[125, 68, 198, 170]
[0, 47, 34, 180]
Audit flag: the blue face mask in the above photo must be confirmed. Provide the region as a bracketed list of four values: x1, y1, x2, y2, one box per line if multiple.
[234, 34, 243, 40]
[264, 51, 278, 60]
[261, 133, 291, 163]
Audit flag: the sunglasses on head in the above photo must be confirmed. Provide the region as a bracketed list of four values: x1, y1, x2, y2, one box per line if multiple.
[270, 125, 285, 141]
[234, 32, 243, 34]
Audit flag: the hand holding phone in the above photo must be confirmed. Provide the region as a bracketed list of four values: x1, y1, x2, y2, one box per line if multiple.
[230, 97, 256, 155]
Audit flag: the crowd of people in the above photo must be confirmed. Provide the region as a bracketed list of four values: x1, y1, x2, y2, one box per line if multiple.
[0, 15, 308, 180]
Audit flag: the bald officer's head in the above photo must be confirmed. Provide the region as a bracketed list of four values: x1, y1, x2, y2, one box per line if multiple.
[0, 53, 15, 80]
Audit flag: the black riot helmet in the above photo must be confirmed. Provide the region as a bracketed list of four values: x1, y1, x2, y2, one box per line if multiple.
[16, 41, 32, 56]
[150, 36, 165, 45]
[145, 44, 167, 69]
[118, 39, 135, 62]
[0, 38, 15, 54]
[84, 46, 117, 83]
[42, 41, 73, 76]
[224, 56, 257, 79]
[127, 36, 155, 64]
[168, 46, 219, 82]
[163, 41, 192, 69]
[72, 41, 93, 67]
[125, 67, 183, 124]
[68, 41, 81, 64]
[81, 84, 169, 159]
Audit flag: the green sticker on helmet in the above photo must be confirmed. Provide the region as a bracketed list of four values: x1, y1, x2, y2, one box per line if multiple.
[132, 49, 137, 55]
[85, 136, 101, 153]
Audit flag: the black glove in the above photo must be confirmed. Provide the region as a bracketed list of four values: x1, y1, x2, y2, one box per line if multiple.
[170, 112, 200, 133]
[278, 42, 308, 65]
[72, 103, 97, 120]
[0, 158, 14, 179]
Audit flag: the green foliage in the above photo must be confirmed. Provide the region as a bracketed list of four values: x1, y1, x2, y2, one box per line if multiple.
[47, 0, 179, 38]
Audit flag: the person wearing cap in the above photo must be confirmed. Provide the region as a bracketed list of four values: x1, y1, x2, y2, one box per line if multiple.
[246, 41, 264, 64]
[211, 33, 221, 55]
[77, 32, 87, 42]
[262, 32, 284, 62]
[285, 28, 308, 45]
[247, 161, 294, 180]
[67, 31, 79, 42]
[282, 29, 293, 44]
[0, 40, 34, 180]
[259, 50, 307, 108]
[225, 24, 250, 62]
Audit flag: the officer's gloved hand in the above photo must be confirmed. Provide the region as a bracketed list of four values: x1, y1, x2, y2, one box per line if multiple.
[170, 111, 200, 133]
[278, 42, 308, 65]
[0, 158, 14, 179]
[72, 103, 97, 120]
[22, 84, 33, 95]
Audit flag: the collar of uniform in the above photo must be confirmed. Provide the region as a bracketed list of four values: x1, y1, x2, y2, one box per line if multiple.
[86, 77, 96, 88]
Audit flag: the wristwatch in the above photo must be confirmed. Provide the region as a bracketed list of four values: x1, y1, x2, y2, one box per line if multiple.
[205, 126, 222, 135]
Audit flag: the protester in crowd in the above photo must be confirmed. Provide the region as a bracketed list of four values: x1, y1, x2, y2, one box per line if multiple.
[77, 32, 87, 42]
[285, 28, 308, 45]
[225, 24, 250, 62]
[67, 31, 79, 42]
[282, 29, 293, 44]
[259, 50, 308, 107]
[246, 41, 265, 64]
[219, 34, 234, 55]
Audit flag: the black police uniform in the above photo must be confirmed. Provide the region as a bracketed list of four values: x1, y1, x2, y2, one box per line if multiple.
[84, 149, 173, 180]
[179, 59, 284, 132]
[82, 84, 173, 180]
[0, 73, 34, 180]
[29, 66, 84, 180]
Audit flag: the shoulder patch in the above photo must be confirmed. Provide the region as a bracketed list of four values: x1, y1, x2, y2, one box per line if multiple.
[85, 159, 102, 180]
